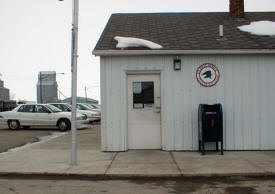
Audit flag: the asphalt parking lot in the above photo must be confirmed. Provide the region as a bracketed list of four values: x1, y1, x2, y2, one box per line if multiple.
[0, 123, 99, 153]
[0, 124, 58, 153]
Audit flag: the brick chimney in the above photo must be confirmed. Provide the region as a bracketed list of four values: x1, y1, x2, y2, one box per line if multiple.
[230, 0, 244, 18]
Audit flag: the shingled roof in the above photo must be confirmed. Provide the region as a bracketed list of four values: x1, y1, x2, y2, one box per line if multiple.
[93, 12, 275, 54]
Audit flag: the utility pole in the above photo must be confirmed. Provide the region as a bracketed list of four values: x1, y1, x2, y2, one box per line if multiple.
[84, 86, 87, 103]
[71, 0, 79, 165]
[39, 72, 43, 103]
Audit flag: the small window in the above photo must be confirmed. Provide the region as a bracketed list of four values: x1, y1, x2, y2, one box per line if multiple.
[18, 105, 34, 113]
[133, 81, 154, 109]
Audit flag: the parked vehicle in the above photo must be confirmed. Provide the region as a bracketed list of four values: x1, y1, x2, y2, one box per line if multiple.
[84, 103, 101, 113]
[49, 103, 100, 122]
[76, 103, 101, 121]
[77, 103, 100, 113]
[49, 103, 71, 112]
[0, 100, 17, 112]
[0, 104, 88, 131]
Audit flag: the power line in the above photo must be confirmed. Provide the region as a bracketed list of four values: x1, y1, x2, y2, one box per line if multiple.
[58, 89, 67, 99]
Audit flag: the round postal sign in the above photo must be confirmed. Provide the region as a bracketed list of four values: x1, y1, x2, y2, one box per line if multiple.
[196, 63, 220, 87]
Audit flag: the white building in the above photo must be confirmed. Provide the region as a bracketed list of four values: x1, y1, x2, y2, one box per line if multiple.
[93, 0, 275, 151]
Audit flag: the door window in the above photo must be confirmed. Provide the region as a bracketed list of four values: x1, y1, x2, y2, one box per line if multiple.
[17, 105, 34, 113]
[133, 81, 154, 108]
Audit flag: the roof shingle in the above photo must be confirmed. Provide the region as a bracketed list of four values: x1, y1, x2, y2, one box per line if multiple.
[94, 12, 275, 51]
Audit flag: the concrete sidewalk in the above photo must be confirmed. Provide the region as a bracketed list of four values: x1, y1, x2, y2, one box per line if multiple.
[0, 125, 275, 178]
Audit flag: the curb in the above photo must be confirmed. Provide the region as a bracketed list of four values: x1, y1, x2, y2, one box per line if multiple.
[1, 172, 275, 180]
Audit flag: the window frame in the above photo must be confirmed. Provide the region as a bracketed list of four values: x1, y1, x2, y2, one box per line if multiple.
[133, 81, 154, 109]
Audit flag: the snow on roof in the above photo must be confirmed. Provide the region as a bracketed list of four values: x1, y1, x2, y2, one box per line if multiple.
[238, 21, 275, 36]
[114, 36, 162, 49]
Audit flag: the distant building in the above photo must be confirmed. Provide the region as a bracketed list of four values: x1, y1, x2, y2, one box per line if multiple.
[0, 79, 10, 101]
[37, 71, 58, 103]
[62, 96, 98, 105]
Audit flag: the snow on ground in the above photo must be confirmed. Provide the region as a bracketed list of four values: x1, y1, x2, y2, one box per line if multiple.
[238, 21, 275, 36]
[114, 36, 162, 49]
[0, 132, 67, 156]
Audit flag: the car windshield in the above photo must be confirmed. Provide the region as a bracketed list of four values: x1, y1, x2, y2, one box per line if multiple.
[84, 103, 95, 109]
[91, 104, 100, 109]
[45, 104, 62, 113]
[64, 104, 72, 111]
[59, 104, 71, 111]
[51, 104, 71, 112]
[78, 104, 91, 110]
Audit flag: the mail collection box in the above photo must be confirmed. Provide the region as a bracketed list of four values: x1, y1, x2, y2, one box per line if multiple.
[198, 104, 223, 155]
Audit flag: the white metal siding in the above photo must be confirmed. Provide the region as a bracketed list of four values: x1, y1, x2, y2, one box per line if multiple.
[100, 54, 275, 151]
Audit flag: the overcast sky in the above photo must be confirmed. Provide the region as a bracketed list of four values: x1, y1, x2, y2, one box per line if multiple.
[0, 0, 274, 102]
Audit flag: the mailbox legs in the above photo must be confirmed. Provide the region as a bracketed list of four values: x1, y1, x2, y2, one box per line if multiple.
[202, 140, 205, 155]
[221, 141, 224, 155]
[200, 140, 223, 155]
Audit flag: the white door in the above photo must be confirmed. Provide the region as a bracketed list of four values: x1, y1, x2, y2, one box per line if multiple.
[34, 105, 55, 126]
[127, 74, 161, 149]
[16, 105, 35, 126]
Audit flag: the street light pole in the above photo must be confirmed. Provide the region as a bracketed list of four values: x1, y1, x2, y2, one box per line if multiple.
[84, 85, 99, 103]
[71, 0, 79, 165]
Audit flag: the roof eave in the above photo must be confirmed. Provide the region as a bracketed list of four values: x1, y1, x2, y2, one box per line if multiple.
[93, 49, 275, 56]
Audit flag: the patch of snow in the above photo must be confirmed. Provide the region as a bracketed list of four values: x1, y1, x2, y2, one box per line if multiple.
[238, 21, 275, 36]
[0, 132, 67, 156]
[114, 36, 162, 49]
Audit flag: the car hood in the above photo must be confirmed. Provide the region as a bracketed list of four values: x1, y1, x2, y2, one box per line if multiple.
[77, 110, 99, 115]
[55, 111, 83, 117]
[91, 109, 101, 113]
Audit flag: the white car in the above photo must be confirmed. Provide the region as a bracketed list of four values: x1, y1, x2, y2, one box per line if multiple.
[77, 103, 101, 114]
[49, 103, 100, 122]
[0, 104, 88, 131]
[84, 103, 101, 113]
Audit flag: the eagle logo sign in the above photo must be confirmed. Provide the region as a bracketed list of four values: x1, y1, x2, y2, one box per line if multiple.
[196, 63, 220, 87]
[202, 70, 212, 79]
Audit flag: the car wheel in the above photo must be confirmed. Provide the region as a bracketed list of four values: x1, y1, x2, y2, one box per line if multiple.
[58, 119, 71, 131]
[8, 120, 20, 130]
